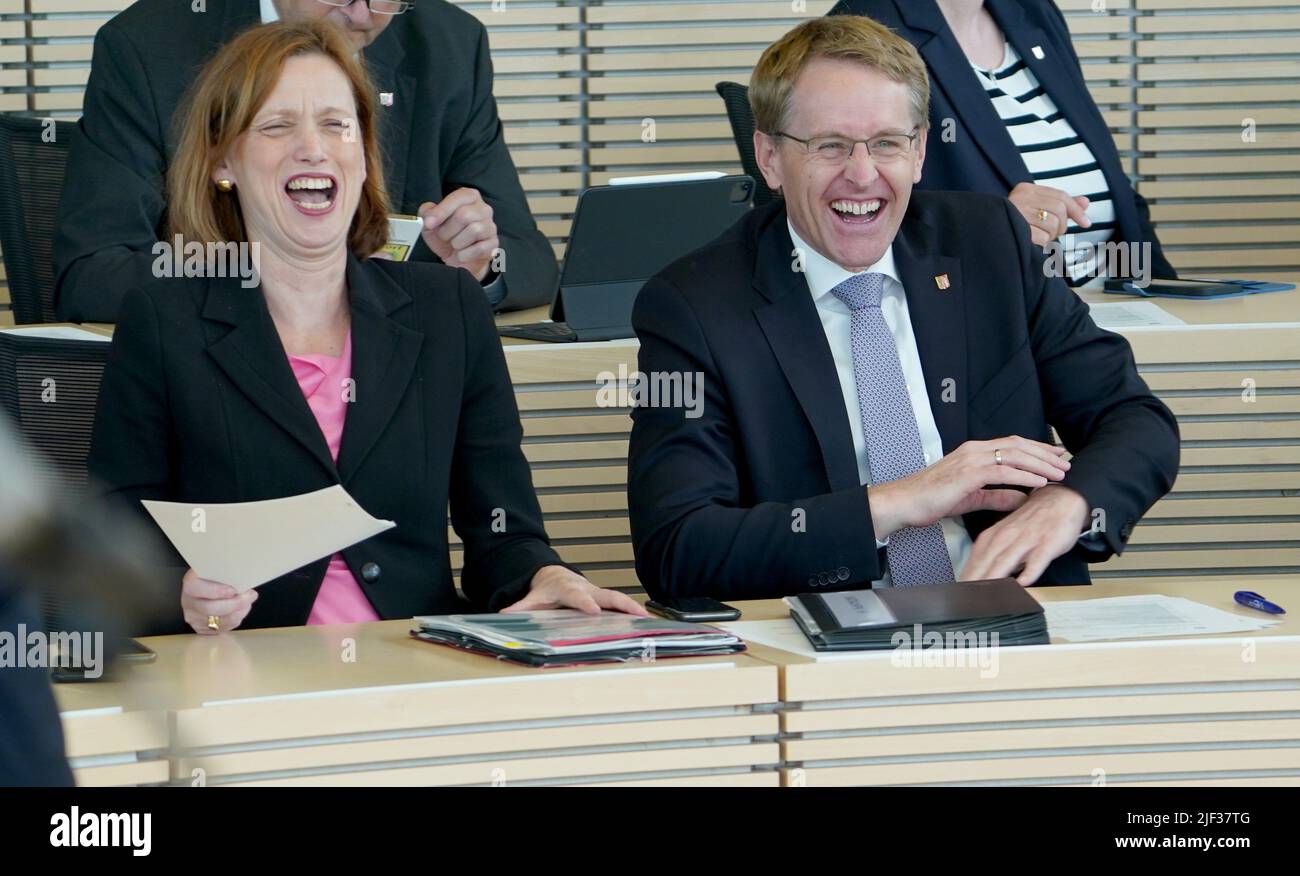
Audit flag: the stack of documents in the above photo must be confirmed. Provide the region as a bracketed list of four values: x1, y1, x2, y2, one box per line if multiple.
[787, 578, 1048, 651]
[411, 610, 745, 667]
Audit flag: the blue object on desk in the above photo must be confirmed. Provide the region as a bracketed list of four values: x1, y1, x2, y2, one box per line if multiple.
[1106, 278, 1296, 300]
[1234, 590, 1286, 615]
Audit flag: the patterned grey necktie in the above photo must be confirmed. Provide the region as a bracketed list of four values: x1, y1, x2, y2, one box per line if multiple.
[831, 272, 955, 587]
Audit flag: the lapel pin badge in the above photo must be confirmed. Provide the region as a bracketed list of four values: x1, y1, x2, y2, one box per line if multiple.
[935, 273, 951, 291]
[379, 92, 394, 107]
[1031, 45, 1045, 60]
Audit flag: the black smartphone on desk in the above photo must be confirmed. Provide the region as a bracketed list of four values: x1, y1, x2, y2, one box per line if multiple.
[646, 597, 740, 623]
[50, 638, 155, 683]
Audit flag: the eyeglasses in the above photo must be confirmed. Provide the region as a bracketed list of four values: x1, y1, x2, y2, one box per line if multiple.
[773, 128, 920, 164]
[316, 0, 414, 15]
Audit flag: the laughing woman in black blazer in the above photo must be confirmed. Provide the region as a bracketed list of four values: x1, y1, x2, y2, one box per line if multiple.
[831, 0, 1175, 286]
[88, 20, 643, 636]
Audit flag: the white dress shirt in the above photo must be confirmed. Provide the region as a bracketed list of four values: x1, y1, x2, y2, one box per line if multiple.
[789, 220, 972, 584]
[260, 0, 278, 23]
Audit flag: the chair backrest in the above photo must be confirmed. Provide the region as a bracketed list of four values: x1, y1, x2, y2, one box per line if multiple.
[714, 81, 779, 207]
[0, 333, 112, 499]
[0, 114, 77, 325]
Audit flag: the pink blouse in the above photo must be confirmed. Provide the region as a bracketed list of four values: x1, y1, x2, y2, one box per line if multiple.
[286, 330, 381, 625]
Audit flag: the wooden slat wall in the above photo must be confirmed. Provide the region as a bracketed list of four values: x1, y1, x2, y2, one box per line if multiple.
[3, 1, 1300, 317]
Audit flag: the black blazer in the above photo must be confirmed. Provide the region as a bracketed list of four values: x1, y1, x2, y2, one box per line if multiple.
[627, 192, 1180, 602]
[54, 0, 557, 322]
[831, 0, 1175, 279]
[88, 256, 566, 636]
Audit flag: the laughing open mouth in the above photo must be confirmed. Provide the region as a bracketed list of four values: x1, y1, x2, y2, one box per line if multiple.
[831, 198, 883, 225]
[285, 174, 337, 214]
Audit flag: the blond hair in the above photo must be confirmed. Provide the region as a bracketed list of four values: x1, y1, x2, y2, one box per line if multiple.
[750, 16, 930, 135]
[167, 19, 389, 258]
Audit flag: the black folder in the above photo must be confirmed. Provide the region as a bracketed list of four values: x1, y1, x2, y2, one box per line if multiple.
[787, 578, 1049, 651]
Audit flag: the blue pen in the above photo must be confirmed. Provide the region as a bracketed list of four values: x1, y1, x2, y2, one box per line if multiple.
[1234, 591, 1286, 615]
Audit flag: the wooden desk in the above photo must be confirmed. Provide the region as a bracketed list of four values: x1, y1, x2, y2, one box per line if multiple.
[55, 619, 780, 787]
[731, 575, 1300, 787]
[55, 576, 1298, 787]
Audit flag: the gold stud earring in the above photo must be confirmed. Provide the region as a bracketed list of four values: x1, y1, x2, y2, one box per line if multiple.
[216, 179, 234, 192]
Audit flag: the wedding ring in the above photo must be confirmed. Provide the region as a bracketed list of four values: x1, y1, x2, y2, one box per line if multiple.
[207, 615, 220, 631]
[1036, 208, 1049, 223]
[994, 449, 1004, 466]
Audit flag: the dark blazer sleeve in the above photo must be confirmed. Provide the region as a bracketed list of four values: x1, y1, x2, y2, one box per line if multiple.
[53, 23, 168, 324]
[85, 287, 190, 634]
[448, 272, 570, 610]
[440, 25, 558, 312]
[1005, 198, 1180, 557]
[628, 278, 883, 602]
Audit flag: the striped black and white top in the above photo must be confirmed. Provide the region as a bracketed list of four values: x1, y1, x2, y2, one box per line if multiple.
[972, 41, 1115, 288]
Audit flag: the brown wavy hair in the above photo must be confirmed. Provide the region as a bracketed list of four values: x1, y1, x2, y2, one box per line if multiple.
[166, 19, 389, 257]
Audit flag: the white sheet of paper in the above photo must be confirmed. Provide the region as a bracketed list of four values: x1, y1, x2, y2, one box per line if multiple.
[1043, 595, 1278, 643]
[141, 485, 395, 593]
[0, 325, 111, 342]
[1087, 301, 1185, 329]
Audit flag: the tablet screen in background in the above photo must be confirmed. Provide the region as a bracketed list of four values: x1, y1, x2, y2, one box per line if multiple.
[560, 176, 755, 287]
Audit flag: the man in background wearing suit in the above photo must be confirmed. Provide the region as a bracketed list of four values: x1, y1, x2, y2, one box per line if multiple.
[54, 0, 557, 322]
[627, 16, 1179, 603]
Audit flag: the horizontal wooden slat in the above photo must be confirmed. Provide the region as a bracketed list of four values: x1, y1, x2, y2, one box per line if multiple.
[1172, 471, 1300, 491]
[1136, 60, 1300, 81]
[1137, 84, 1299, 104]
[1138, 36, 1300, 57]
[784, 689, 1300, 734]
[786, 718, 1300, 761]
[1144, 496, 1300, 519]
[587, 2, 833, 24]
[178, 713, 777, 778]
[1143, 368, 1300, 391]
[1164, 396, 1300, 415]
[227, 742, 779, 787]
[1137, 12, 1300, 34]
[792, 749, 1300, 786]
[588, 25, 799, 49]
[1127, 522, 1300, 545]
[1097, 547, 1300, 571]
[73, 761, 169, 788]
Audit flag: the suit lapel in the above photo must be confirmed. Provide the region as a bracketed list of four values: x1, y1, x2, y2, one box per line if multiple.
[898, 0, 1030, 192]
[202, 275, 339, 479]
[335, 257, 424, 483]
[893, 212, 968, 456]
[751, 215, 861, 493]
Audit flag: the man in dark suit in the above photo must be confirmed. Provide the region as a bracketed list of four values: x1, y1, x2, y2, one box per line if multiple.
[627, 16, 1179, 602]
[54, 0, 557, 322]
[831, 0, 1175, 280]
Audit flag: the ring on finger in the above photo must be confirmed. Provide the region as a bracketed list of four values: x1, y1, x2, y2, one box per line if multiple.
[207, 614, 220, 631]
[994, 448, 1003, 466]
[1036, 208, 1049, 223]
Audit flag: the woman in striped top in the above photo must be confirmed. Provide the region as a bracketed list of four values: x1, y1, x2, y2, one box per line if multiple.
[831, 0, 1176, 285]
